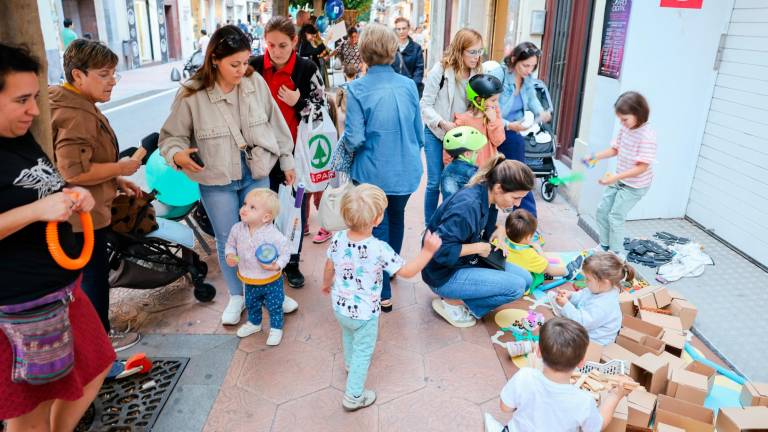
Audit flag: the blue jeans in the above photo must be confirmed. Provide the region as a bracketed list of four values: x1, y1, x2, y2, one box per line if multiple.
[505, 261, 533, 289]
[199, 154, 270, 296]
[245, 277, 285, 329]
[440, 159, 478, 201]
[424, 129, 444, 225]
[372, 194, 410, 300]
[498, 130, 537, 217]
[431, 267, 526, 318]
[335, 311, 379, 397]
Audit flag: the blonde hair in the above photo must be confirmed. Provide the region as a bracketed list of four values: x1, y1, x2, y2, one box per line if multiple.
[468, 154, 535, 193]
[244, 188, 280, 221]
[359, 23, 399, 66]
[340, 184, 388, 231]
[441, 28, 483, 77]
[582, 252, 636, 288]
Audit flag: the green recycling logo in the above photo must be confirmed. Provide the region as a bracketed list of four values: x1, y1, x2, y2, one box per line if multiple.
[308, 134, 332, 170]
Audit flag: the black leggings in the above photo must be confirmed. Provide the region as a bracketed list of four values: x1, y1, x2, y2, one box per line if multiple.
[77, 227, 111, 332]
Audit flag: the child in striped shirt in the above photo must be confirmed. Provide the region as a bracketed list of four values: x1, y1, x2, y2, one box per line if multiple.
[585, 91, 656, 257]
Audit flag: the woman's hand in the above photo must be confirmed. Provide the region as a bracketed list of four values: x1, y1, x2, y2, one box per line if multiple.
[117, 158, 141, 176]
[489, 227, 507, 256]
[172, 149, 204, 173]
[538, 111, 552, 124]
[117, 178, 142, 197]
[283, 169, 296, 186]
[506, 121, 525, 132]
[278, 85, 300, 107]
[439, 120, 457, 131]
[65, 187, 95, 213]
[37, 192, 77, 222]
[473, 242, 492, 258]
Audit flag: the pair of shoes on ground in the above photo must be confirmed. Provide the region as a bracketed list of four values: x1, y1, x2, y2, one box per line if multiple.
[110, 327, 142, 352]
[342, 389, 376, 411]
[221, 295, 298, 325]
[236, 322, 283, 345]
[431, 298, 476, 328]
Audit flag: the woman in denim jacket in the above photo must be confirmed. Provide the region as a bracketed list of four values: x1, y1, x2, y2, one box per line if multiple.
[498, 42, 553, 218]
[338, 24, 424, 312]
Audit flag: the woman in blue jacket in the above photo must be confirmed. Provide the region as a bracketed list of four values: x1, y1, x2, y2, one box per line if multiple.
[339, 23, 424, 312]
[498, 42, 553, 218]
[424, 155, 535, 328]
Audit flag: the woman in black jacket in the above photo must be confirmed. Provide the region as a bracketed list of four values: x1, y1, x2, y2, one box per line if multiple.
[391, 17, 425, 96]
[297, 24, 329, 72]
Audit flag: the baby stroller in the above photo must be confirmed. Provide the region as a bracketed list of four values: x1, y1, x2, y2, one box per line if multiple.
[182, 49, 204, 79]
[521, 78, 559, 202]
[108, 134, 216, 302]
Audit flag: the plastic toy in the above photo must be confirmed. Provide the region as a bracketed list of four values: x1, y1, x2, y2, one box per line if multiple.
[46, 192, 94, 270]
[108, 353, 153, 380]
[548, 172, 585, 186]
[255, 243, 279, 264]
[582, 154, 598, 168]
[684, 343, 746, 385]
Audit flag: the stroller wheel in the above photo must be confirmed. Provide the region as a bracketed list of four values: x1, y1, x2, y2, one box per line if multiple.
[194, 282, 216, 302]
[541, 180, 557, 202]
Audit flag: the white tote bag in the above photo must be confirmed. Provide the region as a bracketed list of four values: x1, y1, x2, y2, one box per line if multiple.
[275, 184, 304, 253]
[294, 105, 339, 193]
[317, 181, 352, 232]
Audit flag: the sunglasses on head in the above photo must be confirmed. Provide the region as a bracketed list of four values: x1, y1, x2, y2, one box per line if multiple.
[521, 47, 541, 57]
[218, 33, 252, 49]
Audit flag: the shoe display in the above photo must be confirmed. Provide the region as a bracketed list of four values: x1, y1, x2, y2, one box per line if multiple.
[284, 262, 305, 288]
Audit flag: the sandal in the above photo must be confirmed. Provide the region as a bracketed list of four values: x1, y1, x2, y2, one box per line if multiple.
[380, 299, 393, 313]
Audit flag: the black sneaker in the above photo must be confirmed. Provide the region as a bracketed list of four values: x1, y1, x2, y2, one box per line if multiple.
[284, 262, 305, 288]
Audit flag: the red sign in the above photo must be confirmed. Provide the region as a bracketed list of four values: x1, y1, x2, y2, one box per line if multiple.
[660, 0, 703, 9]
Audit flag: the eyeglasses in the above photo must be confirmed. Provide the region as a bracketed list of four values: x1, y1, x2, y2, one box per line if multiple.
[464, 48, 484, 57]
[88, 70, 121, 83]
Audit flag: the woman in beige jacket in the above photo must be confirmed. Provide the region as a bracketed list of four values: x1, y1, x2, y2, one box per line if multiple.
[160, 25, 297, 326]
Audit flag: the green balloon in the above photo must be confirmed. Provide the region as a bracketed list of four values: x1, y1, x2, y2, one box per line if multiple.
[145, 149, 201, 206]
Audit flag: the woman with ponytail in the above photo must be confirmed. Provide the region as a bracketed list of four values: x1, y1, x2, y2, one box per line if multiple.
[423, 154, 535, 328]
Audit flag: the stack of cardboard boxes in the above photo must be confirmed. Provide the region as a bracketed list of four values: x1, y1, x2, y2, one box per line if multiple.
[591, 285, 768, 431]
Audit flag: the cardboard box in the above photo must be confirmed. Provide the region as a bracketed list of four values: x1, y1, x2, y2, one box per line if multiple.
[620, 291, 636, 316]
[661, 331, 686, 357]
[617, 329, 666, 357]
[602, 342, 640, 369]
[603, 394, 628, 432]
[655, 394, 714, 432]
[623, 314, 665, 339]
[630, 353, 669, 395]
[715, 406, 768, 432]
[636, 286, 673, 309]
[639, 310, 684, 333]
[585, 341, 603, 363]
[627, 388, 657, 428]
[655, 423, 685, 432]
[685, 361, 716, 392]
[740, 382, 768, 407]
[659, 351, 687, 377]
[666, 368, 709, 405]
[667, 290, 686, 301]
[668, 298, 698, 330]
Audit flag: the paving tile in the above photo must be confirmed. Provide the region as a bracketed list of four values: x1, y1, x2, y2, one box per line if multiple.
[139, 301, 223, 334]
[378, 304, 462, 355]
[235, 307, 302, 353]
[152, 384, 221, 432]
[378, 387, 482, 432]
[238, 340, 333, 404]
[221, 348, 248, 388]
[480, 397, 510, 429]
[331, 344, 426, 404]
[424, 341, 507, 404]
[295, 305, 343, 353]
[203, 386, 276, 432]
[272, 387, 379, 432]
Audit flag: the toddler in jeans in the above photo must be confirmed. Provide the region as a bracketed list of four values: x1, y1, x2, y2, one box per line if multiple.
[585, 91, 656, 257]
[225, 188, 291, 346]
[440, 126, 487, 200]
[322, 184, 441, 411]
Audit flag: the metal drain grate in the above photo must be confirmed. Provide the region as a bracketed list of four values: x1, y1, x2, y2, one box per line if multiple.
[77, 357, 189, 432]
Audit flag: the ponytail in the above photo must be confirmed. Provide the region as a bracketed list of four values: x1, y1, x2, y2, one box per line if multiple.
[467, 154, 535, 193]
[623, 261, 636, 283]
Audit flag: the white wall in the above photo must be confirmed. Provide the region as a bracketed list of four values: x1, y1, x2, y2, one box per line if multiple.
[577, 0, 735, 222]
[516, 0, 545, 49]
[178, 0, 196, 59]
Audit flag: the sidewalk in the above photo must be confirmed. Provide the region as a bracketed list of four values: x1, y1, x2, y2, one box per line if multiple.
[101, 60, 185, 109]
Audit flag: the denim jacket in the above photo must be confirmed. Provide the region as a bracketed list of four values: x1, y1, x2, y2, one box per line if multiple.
[440, 159, 478, 200]
[499, 71, 545, 127]
[340, 65, 424, 195]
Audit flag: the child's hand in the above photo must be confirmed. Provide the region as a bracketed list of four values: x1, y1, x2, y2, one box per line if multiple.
[598, 173, 618, 185]
[555, 291, 569, 307]
[225, 254, 240, 267]
[556, 288, 572, 299]
[581, 154, 598, 168]
[611, 375, 637, 397]
[484, 107, 498, 122]
[260, 262, 280, 272]
[422, 231, 442, 254]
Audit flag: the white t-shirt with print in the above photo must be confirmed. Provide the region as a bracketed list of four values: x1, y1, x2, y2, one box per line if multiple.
[500, 368, 603, 432]
[326, 230, 404, 320]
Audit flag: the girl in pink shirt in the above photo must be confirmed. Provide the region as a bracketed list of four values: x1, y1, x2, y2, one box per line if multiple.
[585, 91, 656, 256]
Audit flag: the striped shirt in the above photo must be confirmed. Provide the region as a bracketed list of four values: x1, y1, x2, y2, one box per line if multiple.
[611, 123, 656, 188]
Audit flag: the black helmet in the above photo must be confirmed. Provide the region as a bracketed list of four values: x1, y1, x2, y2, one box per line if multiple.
[467, 74, 503, 111]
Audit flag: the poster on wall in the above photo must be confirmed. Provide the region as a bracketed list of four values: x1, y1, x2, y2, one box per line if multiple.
[598, 0, 632, 79]
[126, 0, 141, 68]
[157, 3, 169, 63]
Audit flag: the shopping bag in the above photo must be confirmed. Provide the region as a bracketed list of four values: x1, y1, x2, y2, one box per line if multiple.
[317, 181, 352, 232]
[275, 184, 305, 254]
[295, 105, 338, 193]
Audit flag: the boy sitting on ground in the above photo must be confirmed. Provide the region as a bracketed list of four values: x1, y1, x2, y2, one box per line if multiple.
[487, 317, 632, 432]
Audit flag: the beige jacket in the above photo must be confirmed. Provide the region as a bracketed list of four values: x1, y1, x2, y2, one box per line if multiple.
[159, 73, 295, 186]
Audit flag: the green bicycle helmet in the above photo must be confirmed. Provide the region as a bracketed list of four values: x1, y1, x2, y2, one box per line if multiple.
[466, 74, 503, 111]
[443, 126, 488, 164]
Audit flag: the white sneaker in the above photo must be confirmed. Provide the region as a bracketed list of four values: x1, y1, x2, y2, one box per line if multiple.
[236, 322, 262, 338]
[266, 328, 283, 346]
[282, 296, 299, 314]
[484, 412, 505, 432]
[342, 389, 377, 411]
[431, 298, 476, 328]
[221, 295, 245, 325]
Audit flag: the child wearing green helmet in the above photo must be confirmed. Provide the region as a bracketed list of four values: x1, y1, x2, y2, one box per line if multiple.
[440, 126, 487, 200]
[452, 73, 506, 168]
